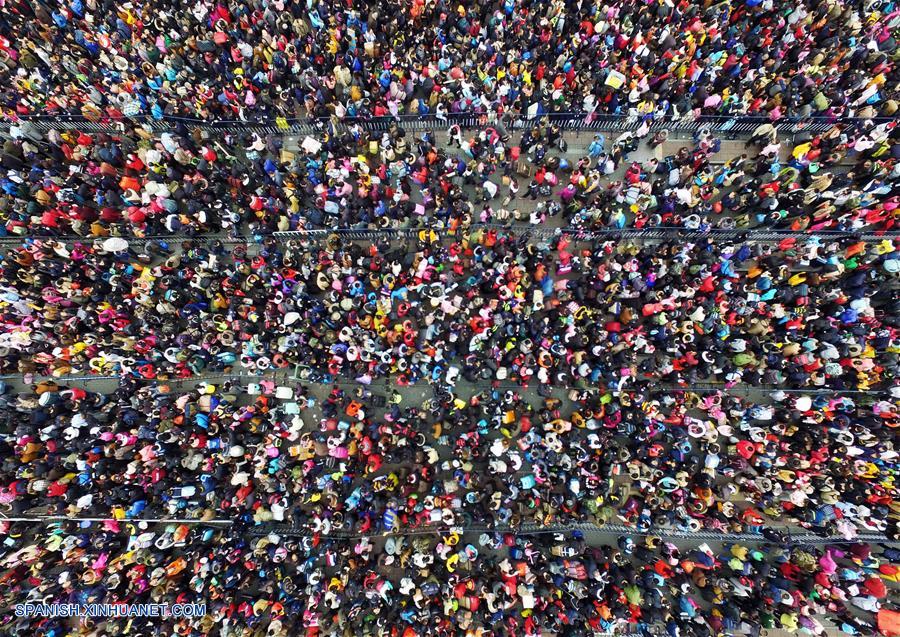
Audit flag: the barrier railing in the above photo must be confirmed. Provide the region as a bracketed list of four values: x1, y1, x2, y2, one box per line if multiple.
[2, 225, 895, 247]
[246, 520, 890, 544]
[4, 112, 895, 137]
[274, 226, 900, 243]
[2, 368, 892, 397]
[0, 515, 887, 544]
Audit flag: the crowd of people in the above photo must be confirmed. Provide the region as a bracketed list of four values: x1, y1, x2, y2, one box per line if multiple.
[1, 115, 899, 238]
[2, 0, 899, 121]
[1, 378, 896, 538]
[0, 231, 897, 390]
[1, 519, 897, 636]
[1, 0, 899, 635]
[0, 378, 897, 635]
[2, 0, 900, 240]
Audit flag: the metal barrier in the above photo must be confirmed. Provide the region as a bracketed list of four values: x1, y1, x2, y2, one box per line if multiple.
[8, 513, 863, 545]
[247, 520, 891, 544]
[273, 225, 900, 243]
[0, 515, 231, 526]
[3, 513, 888, 544]
[5, 112, 896, 137]
[3, 225, 897, 248]
[3, 368, 892, 397]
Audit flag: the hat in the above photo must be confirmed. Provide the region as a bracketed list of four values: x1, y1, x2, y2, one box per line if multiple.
[249, 136, 266, 152]
[101, 237, 130, 253]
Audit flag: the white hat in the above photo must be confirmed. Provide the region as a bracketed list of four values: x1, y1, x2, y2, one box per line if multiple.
[101, 237, 129, 253]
